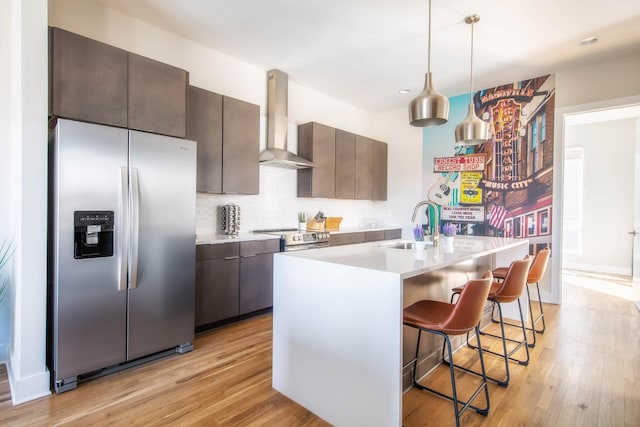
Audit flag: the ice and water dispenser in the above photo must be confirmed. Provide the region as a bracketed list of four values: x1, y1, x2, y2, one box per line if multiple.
[73, 211, 114, 259]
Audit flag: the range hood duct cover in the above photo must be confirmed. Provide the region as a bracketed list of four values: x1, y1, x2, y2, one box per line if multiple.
[260, 69, 315, 169]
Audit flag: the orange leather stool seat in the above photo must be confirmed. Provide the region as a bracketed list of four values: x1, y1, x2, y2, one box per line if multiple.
[403, 271, 493, 427]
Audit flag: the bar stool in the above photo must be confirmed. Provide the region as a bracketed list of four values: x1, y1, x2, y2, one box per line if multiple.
[492, 247, 550, 347]
[450, 256, 532, 386]
[403, 271, 493, 427]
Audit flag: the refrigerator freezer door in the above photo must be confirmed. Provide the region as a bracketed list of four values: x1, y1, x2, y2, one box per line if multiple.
[51, 119, 129, 381]
[127, 131, 196, 360]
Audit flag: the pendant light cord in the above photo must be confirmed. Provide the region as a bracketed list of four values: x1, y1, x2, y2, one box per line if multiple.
[469, 17, 474, 103]
[465, 15, 479, 104]
[427, 0, 432, 73]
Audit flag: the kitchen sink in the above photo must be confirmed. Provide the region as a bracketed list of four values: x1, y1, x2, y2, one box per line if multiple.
[378, 240, 432, 249]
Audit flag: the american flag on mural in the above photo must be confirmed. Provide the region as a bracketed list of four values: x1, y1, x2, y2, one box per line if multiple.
[489, 204, 507, 229]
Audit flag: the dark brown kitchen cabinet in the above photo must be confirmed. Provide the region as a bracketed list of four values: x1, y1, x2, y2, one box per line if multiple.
[372, 140, 388, 201]
[187, 87, 259, 194]
[330, 228, 401, 246]
[298, 122, 336, 198]
[195, 238, 279, 328]
[384, 228, 402, 240]
[128, 53, 188, 138]
[222, 96, 260, 194]
[330, 232, 365, 246]
[49, 27, 128, 128]
[195, 243, 240, 327]
[355, 136, 373, 200]
[49, 27, 189, 138]
[187, 86, 223, 192]
[335, 129, 356, 199]
[364, 230, 385, 242]
[239, 239, 280, 314]
[297, 121, 387, 201]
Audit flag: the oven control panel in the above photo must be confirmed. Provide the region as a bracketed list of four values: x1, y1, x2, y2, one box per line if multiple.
[287, 231, 330, 244]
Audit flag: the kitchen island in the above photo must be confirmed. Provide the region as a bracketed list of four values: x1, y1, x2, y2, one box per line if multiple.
[272, 235, 528, 427]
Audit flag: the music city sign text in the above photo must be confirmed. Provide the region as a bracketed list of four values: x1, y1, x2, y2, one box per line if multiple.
[478, 177, 534, 191]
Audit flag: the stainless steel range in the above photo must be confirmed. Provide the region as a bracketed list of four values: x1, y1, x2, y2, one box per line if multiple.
[254, 228, 330, 251]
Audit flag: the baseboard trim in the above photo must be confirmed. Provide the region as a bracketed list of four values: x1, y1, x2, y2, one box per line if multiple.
[7, 354, 51, 405]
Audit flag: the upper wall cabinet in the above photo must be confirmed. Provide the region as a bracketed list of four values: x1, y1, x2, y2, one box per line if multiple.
[187, 86, 260, 195]
[49, 27, 188, 138]
[50, 27, 128, 128]
[355, 135, 373, 200]
[128, 53, 188, 138]
[187, 86, 223, 192]
[297, 122, 387, 201]
[298, 122, 336, 198]
[335, 129, 356, 199]
[372, 139, 388, 201]
[222, 96, 260, 195]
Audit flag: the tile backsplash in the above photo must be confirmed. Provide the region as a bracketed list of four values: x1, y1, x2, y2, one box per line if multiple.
[196, 166, 387, 236]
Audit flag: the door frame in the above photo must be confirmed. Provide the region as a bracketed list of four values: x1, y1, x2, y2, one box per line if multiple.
[552, 94, 640, 305]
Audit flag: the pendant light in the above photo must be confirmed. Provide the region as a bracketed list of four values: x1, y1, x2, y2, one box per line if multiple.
[409, 0, 449, 127]
[454, 15, 490, 145]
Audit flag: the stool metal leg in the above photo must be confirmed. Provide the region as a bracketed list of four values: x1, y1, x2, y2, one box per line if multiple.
[490, 284, 540, 347]
[533, 281, 546, 333]
[408, 327, 490, 427]
[466, 298, 530, 386]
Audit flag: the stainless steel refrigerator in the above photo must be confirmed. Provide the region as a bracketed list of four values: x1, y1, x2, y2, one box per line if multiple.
[48, 118, 197, 393]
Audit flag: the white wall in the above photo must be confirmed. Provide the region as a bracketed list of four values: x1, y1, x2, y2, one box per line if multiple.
[48, 0, 418, 235]
[0, 0, 13, 362]
[551, 52, 640, 303]
[555, 54, 640, 109]
[4, 0, 51, 405]
[564, 119, 636, 274]
[371, 109, 424, 238]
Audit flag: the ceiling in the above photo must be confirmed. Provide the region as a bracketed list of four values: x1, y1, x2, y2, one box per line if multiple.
[97, 0, 640, 113]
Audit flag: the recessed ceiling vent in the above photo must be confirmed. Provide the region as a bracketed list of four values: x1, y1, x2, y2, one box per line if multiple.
[260, 69, 315, 169]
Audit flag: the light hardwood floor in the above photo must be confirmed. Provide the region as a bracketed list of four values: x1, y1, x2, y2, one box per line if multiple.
[0, 277, 638, 426]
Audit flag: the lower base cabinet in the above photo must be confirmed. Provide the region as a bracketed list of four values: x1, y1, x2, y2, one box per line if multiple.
[240, 252, 273, 314]
[329, 228, 402, 247]
[196, 239, 280, 328]
[195, 242, 240, 327]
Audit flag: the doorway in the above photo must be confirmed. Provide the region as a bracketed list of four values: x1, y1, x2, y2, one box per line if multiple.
[560, 103, 640, 307]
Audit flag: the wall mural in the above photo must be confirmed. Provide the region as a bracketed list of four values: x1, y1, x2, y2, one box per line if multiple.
[424, 74, 555, 255]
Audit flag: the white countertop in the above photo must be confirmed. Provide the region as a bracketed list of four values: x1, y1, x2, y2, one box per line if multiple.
[196, 232, 280, 245]
[197, 226, 402, 245]
[276, 235, 527, 279]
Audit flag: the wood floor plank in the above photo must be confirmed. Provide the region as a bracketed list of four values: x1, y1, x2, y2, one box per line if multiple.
[0, 277, 638, 426]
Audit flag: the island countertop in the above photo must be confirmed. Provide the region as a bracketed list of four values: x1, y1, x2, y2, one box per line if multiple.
[272, 235, 528, 427]
[276, 235, 527, 279]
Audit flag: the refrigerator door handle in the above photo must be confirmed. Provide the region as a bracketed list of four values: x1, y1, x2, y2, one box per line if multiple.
[119, 167, 129, 292]
[129, 167, 140, 289]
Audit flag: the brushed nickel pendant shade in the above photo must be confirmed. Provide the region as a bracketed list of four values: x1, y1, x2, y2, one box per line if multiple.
[454, 15, 490, 145]
[409, 0, 449, 127]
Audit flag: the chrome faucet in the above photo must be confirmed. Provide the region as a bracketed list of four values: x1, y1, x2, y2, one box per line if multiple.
[411, 201, 440, 242]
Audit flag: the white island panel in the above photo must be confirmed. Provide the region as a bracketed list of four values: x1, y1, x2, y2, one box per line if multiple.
[273, 255, 402, 427]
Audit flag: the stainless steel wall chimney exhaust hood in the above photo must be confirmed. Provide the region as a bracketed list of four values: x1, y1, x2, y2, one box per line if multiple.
[260, 69, 315, 169]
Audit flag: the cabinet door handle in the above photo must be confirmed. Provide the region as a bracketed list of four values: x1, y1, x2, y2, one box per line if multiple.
[224, 256, 240, 260]
[242, 254, 257, 258]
